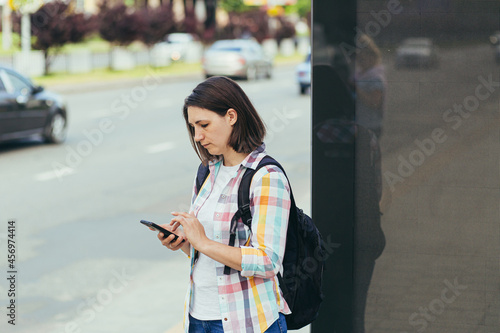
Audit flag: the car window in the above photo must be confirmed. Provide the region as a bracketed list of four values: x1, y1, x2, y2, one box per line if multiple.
[251, 44, 262, 56]
[5, 72, 31, 93]
[213, 46, 242, 52]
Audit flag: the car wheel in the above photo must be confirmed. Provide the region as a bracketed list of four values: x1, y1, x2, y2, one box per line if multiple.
[44, 112, 67, 144]
[265, 66, 272, 79]
[245, 66, 257, 81]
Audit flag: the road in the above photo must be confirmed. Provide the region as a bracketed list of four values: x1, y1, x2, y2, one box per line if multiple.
[0, 65, 312, 333]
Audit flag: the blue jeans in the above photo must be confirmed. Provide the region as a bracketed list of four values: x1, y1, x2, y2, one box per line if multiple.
[189, 313, 287, 333]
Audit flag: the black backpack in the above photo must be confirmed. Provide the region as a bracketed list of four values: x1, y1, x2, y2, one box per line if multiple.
[196, 156, 325, 330]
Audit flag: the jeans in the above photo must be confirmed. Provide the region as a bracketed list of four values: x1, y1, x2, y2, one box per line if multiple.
[188, 313, 287, 333]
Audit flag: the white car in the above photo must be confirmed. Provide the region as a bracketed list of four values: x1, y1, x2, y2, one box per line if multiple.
[296, 52, 311, 94]
[164, 33, 197, 61]
[395, 38, 439, 69]
[202, 39, 273, 80]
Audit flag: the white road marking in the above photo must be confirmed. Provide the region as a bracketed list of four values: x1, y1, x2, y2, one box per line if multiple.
[146, 142, 176, 154]
[35, 167, 76, 181]
[89, 109, 113, 119]
[150, 100, 174, 109]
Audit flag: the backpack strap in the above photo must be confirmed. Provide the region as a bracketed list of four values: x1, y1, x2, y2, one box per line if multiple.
[195, 162, 210, 195]
[245, 156, 298, 223]
[224, 155, 297, 275]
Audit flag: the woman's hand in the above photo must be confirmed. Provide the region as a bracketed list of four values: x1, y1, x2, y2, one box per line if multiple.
[153, 224, 187, 252]
[170, 211, 209, 251]
[172, 212, 242, 271]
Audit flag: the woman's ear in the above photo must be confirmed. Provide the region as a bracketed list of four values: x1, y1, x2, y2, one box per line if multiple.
[226, 108, 238, 126]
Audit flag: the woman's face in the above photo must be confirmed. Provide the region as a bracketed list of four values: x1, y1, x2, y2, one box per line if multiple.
[187, 106, 237, 157]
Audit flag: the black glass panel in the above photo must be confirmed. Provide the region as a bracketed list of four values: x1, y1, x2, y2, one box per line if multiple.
[312, 1, 500, 332]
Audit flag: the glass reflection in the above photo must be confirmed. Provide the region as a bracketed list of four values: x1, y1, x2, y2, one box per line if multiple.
[312, 0, 500, 332]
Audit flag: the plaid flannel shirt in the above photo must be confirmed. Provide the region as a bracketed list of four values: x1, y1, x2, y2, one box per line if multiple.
[183, 144, 292, 332]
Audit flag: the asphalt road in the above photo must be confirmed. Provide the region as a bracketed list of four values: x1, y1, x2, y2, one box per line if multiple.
[0, 65, 312, 333]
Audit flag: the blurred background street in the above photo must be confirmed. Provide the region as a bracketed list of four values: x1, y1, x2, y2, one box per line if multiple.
[0, 0, 499, 332]
[0, 63, 312, 332]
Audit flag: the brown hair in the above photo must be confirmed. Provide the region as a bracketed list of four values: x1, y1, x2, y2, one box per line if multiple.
[357, 34, 382, 67]
[183, 76, 266, 164]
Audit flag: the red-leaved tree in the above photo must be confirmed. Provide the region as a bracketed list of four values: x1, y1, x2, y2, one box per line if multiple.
[138, 4, 176, 47]
[274, 16, 296, 45]
[30, 1, 95, 75]
[98, 0, 145, 47]
[218, 9, 270, 43]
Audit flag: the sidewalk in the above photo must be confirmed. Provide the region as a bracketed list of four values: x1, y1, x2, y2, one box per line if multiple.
[39, 57, 304, 95]
[43, 70, 203, 95]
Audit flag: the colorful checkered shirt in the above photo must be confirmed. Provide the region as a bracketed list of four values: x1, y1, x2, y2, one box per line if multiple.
[183, 144, 292, 332]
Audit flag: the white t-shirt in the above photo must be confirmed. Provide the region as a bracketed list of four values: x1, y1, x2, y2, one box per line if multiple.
[190, 163, 240, 320]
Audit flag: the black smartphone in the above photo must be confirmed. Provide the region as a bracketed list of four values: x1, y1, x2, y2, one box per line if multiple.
[140, 220, 184, 243]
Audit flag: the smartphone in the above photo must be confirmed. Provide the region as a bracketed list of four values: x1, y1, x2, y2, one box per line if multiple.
[140, 220, 184, 243]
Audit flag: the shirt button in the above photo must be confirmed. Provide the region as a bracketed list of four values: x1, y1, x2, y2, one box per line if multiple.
[221, 194, 226, 198]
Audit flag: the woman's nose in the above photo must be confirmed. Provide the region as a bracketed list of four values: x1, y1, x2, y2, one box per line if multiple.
[194, 129, 203, 142]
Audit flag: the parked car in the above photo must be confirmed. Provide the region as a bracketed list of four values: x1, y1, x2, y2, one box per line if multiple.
[163, 32, 197, 62]
[488, 31, 500, 64]
[395, 38, 439, 69]
[202, 39, 273, 80]
[0, 66, 67, 144]
[493, 45, 500, 64]
[489, 31, 500, 46]
[296, 52, 311, 94]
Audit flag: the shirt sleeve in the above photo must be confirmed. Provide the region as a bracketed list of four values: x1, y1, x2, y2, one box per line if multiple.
[240, 165, 291, 279]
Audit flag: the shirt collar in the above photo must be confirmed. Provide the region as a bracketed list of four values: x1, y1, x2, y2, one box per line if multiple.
[207, 143, 266, 171]
[240, 143, 266, 170]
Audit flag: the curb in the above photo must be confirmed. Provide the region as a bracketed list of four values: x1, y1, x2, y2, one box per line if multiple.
[46, 71, 203, 95]
[43, 61, 302, 95]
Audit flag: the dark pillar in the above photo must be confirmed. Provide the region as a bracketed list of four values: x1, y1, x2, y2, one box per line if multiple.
[311, 0, 357, 332]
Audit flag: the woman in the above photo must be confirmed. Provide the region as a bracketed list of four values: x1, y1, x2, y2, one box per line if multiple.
[155, 76, 291, 333]
[355, 34, 386, 138]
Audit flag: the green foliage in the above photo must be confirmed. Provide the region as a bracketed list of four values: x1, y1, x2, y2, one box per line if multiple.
[0, 32, 22, 55]
[285, 0, 311, 18]
[219, 0, 252, 13]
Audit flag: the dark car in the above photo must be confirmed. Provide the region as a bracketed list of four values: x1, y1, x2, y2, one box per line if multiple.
[395, 38, 439, 69]
[0, 66, 67, 144]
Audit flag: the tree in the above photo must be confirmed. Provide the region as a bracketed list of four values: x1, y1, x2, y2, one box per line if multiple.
[180, 7, 198, 35]
[203, 0, 217, 41]
[162, 0, 218, 43]
[285, 0, 311, 18]
[30, 1, 95, 75]
[68, 13, 97, 44]
[219, 0, 251, 13]
[98, 0, 145, 47]
[218, 9, 269, 42]
[138, 4, 176, 47]
[274, 15, 296, 44]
